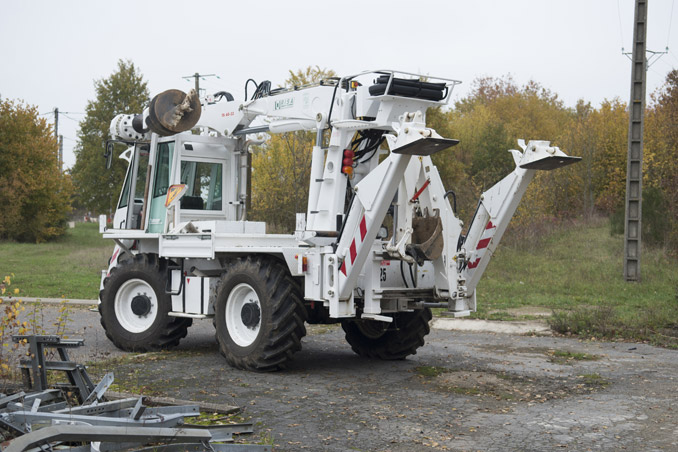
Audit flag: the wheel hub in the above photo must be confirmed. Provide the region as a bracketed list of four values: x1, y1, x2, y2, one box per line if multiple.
[241, 302, 261, 329]
[131, 294, 152, 316]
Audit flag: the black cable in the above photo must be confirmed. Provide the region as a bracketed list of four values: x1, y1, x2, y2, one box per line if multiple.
[358, 134, 385, 163]
[252, 81, 271, 99]
[326, 82, 340, 130]
[408, 262, 417, 288]
[400, 261, 409, 289]
[213, 91, 234, 102]
[244, 79, 258, 101]
[444, 190, 457, 214]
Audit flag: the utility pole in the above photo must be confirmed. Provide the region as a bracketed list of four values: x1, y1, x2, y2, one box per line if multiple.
[53, 107, 63, 172]
[58, 136, 63, 171]
[182, 72, 218, 97]
[623, 0, 647, 282]
[54, 107, 59, 139]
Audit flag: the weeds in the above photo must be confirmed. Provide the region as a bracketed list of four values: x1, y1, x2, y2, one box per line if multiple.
[578, 373, 610, 387]
[548, 349, 600, 365]
[0, 275, 28, 380]
[416, 366, 449, 378]
[548, 304, 678, 348]
[1, 274, 74, 387]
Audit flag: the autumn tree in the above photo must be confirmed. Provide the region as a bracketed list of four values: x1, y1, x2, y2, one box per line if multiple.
[71, 60, 149, 214]
[250, 66, 336, 231]
[0, 100, 73, 242]
[644, 69, 678, 250]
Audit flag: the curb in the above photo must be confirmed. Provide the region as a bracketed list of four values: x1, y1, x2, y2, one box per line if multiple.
[2, 297, 98, 306]
[3, 298, 553, 336]
[431, 318, 552, 335]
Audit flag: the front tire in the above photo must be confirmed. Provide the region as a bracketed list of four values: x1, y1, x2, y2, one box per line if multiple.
[214, 256, 306, 371]
[99, 254, 191, 352]
[341, 308, 432, 360]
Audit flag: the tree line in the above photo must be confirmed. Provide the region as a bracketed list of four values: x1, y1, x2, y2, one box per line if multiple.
[1, 61, 676, 253]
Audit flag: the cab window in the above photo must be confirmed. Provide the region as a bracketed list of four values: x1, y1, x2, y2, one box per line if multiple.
[180, 161, 223, 210]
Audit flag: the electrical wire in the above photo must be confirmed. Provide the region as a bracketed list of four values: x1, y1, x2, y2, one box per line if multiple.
[668, 0, 675, 49]
[669, 50, 678, 66]
[60, 113, 81, 122]
[617, 0, 626, 51]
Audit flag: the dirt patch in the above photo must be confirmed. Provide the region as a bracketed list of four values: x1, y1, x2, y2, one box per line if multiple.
[421, 368, 610, 404]
[6, 305, 677, 452]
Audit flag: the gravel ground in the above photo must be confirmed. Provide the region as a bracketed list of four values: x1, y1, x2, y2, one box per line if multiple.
[3, 303, 677, 451]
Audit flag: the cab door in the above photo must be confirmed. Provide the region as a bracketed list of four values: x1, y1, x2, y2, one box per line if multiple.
[112, 144, 150, 230]
[147, 141, 174, 233]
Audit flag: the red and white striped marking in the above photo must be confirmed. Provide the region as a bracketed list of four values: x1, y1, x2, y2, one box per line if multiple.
[340, 215, 368, 276]
[467, 220, 496, 269]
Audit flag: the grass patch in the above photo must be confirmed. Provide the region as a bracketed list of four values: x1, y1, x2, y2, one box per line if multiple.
[416, 365, 449, 377]
[578, 373, 610, 387]
[473, 218, 678, 347]
[548, 349, 600, 365]
[0, 223, 111, 299]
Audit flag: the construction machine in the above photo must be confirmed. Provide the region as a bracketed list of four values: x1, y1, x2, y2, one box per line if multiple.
[98, 69, 580, 371]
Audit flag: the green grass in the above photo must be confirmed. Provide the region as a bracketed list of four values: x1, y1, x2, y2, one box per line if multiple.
[473, 218, 678, 347]
[577, 373, 610, 387]
[416, 365, 449, 377]
[548, 350, 601, 365]
[0, 223, 111, 299]
[1, 218, 677, 346]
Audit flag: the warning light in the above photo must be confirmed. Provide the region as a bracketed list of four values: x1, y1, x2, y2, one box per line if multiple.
[302, 256, 308, 272]
[342, 149, 355, 176]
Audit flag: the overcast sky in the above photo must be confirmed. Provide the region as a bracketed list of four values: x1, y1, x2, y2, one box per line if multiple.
[2, 0, 677, 169]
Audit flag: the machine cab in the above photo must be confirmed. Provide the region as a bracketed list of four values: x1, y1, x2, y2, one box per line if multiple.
[112, 133, 240, 234]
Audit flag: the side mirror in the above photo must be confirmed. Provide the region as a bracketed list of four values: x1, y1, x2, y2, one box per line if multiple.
[104, 141, 114, 169]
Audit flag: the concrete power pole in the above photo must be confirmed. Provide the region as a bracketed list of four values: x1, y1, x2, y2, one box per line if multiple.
[53, 107, 63, 171]
[624, 0, 647, 282]
[182, 73, 217, 97]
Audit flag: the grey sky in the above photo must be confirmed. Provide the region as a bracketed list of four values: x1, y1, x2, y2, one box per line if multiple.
[1, 0, 677, 169]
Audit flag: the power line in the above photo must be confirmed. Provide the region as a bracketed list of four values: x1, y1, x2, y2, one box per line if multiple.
[60, 113, 81, 122]
[617, 0, 626, 50]
[182, 72, 220, 96]
[668, 0, 675, 48]
[669, 49, 678, 65]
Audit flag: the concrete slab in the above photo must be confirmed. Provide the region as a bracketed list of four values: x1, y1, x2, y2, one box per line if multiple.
[431, 317, 552, 335]
[4, 297, 97, 306]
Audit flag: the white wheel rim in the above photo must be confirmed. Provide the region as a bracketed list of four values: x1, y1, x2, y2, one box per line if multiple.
[225, 283, 262, 347]
[114, 278, 158, 333]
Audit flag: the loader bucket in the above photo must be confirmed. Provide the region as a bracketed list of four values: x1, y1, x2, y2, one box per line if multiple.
[520, 155, 582, 171]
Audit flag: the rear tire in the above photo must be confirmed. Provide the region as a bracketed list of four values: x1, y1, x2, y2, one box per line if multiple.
[341, 308, 432, 360]
[214, 256, 306, 371]
[99, 254, 191, 352]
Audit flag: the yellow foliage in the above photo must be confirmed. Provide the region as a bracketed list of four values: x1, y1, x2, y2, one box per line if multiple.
[249, 67, 336, 232]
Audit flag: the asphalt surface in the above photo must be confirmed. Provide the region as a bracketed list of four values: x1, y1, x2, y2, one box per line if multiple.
[3, 303, 677, 452]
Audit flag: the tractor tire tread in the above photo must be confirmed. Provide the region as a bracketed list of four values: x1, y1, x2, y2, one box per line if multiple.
[214, 256, 307, 372]
[99, 253, 191, 352]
